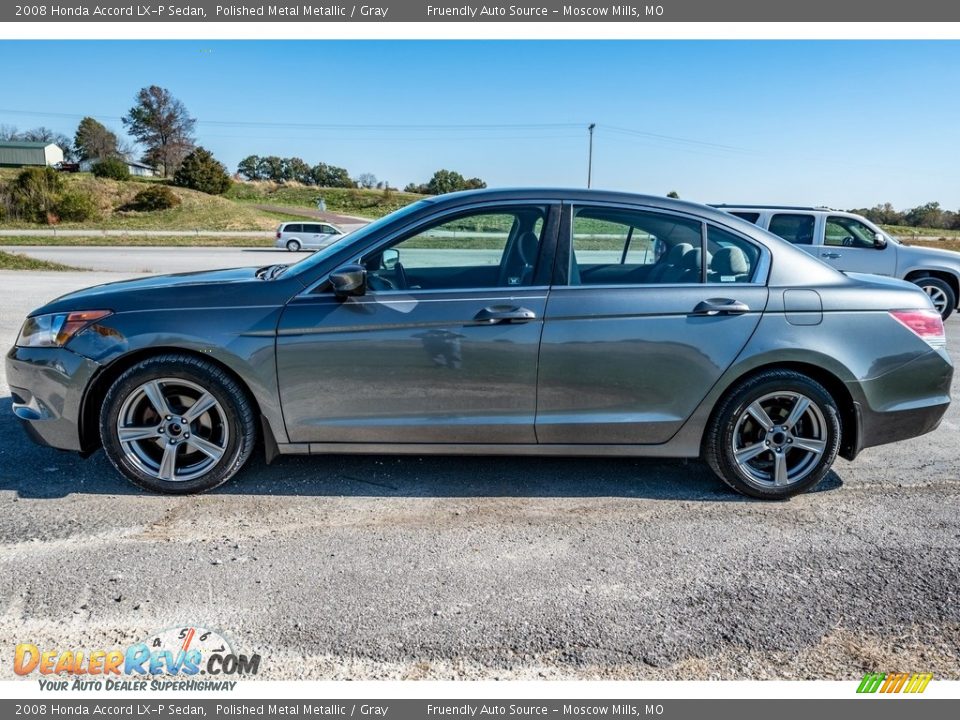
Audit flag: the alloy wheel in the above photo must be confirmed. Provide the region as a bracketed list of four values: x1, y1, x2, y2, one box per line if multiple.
[922, 284, 949, 314]
[731, 391, 828, 488]
[116, 378, 229, 482]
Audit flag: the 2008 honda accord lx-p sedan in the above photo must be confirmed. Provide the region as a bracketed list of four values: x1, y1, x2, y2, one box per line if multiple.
[6, 189, 954, 499]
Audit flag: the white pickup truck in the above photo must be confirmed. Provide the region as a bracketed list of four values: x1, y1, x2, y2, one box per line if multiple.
[715, 205, 960, 320]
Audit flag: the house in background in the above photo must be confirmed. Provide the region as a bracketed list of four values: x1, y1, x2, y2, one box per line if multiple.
[0, 141, 64, 168]
[78, 158, 158, 177]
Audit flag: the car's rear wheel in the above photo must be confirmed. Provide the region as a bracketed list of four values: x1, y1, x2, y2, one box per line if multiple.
[286, 239, 301, 252]
[704, 370, 841, 500]
[912, 277, 956, 320]
[99, 354, 256, 494]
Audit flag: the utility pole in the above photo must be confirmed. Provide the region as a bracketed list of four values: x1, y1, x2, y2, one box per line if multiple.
[587, 123, 596, 188]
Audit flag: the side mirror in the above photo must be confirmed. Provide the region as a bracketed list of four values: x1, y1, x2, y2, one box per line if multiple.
[329, 264, 367, 297]
[382, 248, 400, 270]
[874, 232, 888, 249]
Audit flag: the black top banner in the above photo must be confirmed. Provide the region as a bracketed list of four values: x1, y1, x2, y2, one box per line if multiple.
[5, 0, 960, 22]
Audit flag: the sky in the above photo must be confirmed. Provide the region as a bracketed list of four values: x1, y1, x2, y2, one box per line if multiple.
[0, 40, 958, 209]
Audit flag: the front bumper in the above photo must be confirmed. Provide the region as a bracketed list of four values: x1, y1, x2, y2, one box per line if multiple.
[6, 345, 101, 452]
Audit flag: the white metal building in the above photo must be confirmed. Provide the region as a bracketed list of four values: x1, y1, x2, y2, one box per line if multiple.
[0, 141, 64, 168]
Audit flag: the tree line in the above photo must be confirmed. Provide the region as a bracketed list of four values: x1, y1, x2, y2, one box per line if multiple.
[848, 202, 960, 231]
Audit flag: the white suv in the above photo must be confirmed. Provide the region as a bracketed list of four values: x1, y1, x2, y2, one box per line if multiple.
[275, 221, 343, 252]
[716, 205, 960, 319]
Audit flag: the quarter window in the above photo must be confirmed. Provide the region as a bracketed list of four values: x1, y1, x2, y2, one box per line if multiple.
[706, 226, 760, 283]
[768, 214, 816, 245]
[730, 211, 760, 224]
[284, 224, 302, 233]
[569, 207, 703, 285]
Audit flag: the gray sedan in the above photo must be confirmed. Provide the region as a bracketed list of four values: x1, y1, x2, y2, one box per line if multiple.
[6, 189, 954, 499]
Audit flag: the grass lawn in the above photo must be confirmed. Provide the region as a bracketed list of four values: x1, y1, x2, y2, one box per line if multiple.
[883, 224, 960, 239]
[907, 237, 960, 253]
[0, 236, 275, 247]
[0, 250, 83, 271]
[226, 182, 425, 219]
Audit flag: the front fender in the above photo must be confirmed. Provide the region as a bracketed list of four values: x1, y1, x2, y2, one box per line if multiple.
[66, 306, 287, 445]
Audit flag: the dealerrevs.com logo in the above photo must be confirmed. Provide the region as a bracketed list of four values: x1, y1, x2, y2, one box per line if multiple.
[14, 626, 260, 691]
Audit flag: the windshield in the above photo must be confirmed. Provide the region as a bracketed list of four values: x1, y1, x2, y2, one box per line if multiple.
[285, 200, 434, 276]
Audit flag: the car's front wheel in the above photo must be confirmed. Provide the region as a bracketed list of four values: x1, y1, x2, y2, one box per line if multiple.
[99, 354, 257, 494]
[286, 239, 301, 252]
[912, 277, 956, 320]
[704, 370, 841, 499]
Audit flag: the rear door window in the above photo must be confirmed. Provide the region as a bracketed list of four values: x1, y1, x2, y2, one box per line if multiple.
[569, 206, 703, 285]
[768, 214, 816, 245]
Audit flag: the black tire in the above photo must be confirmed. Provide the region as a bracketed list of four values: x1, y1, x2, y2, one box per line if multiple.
[286, 239, 301, 252]
[703, 370, 841, 500]
[911, 277, 956, 320]
[99, 353, 257, 494]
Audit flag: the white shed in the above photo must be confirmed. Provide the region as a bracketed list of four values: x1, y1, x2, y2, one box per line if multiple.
[0, 141, 64, 168]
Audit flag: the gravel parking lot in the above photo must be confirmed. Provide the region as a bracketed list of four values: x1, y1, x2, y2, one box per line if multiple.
[0, 265, 958, 681]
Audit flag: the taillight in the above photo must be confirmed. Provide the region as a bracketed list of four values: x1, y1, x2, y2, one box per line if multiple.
[276, 230, 282, 239]
[890, 309, 946, 349]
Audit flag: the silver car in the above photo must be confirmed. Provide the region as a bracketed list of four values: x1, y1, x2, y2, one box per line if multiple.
[717, 205, 960, 319]
[275, 221, 343, 252]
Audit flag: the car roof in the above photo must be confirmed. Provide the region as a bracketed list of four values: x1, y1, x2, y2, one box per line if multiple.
[422, 187, 762, 227]
[711, 204, 838, 212]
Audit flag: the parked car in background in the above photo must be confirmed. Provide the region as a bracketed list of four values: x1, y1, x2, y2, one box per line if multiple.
[8, 189, 953, 500]
[275, 221, 343, 251]
[715, 205, 960, 319]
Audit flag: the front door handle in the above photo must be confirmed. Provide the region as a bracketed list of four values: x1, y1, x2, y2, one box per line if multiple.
[821, 251, 842, 259]
[472, 305, 537, 324]
[691, 298, 750, 317]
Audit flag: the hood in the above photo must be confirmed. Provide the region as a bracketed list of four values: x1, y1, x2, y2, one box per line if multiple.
[35, 266, 298, 315]
[899, 243, 960, 266]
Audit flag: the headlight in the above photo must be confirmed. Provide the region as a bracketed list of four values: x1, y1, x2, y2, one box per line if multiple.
[16, 310, 113, 348]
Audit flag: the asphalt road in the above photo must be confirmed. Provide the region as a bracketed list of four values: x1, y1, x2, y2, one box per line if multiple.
[0, 267, 958, 680]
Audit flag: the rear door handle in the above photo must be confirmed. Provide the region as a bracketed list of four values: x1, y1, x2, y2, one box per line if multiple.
[691, 298, 750, 316]
[821, 252, 842, 259]
[472, 305, 537, 324]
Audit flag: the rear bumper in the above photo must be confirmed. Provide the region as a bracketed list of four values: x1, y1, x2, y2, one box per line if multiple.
[850, 348, 953, 454]
[5, 345, 100, 452]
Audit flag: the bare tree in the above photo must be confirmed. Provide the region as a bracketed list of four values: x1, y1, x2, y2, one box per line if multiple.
[122, 86, 196, 177]
[356, 172, 378, 189]
[18, 126, 76, 161]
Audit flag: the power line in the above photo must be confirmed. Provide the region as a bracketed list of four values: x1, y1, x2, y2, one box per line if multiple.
[0, 107, 748, 153]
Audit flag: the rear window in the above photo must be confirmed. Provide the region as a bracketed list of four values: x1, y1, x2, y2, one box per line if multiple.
[729, 211, 760, 224]
[769, 214, 816, 245]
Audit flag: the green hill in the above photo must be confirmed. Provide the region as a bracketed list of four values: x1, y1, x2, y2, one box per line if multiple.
[0, 170, 303, 231]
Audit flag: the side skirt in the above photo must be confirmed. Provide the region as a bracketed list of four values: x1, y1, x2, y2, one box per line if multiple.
[271, 441, 697, 459]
